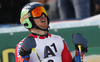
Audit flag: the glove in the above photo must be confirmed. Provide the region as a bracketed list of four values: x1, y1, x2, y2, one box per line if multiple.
[72, 33, 88, 52]
[19, 36, 36, 60]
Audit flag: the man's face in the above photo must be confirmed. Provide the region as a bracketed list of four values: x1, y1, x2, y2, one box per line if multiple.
[33, 14, 48, 29]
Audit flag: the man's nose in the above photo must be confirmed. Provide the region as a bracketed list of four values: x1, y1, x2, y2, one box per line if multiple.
[41, 14, 45, 18]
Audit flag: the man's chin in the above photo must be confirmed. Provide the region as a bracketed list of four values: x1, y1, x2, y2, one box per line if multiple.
[41, 26, 48, 29]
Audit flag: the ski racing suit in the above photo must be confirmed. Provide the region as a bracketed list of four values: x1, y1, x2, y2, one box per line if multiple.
[15, 33, 72, 62]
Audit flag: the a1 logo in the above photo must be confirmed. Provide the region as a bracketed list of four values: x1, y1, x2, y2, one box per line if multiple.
[44, 43, 57, 58]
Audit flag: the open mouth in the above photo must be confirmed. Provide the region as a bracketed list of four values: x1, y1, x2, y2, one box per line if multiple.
[42, 20, 46, 22]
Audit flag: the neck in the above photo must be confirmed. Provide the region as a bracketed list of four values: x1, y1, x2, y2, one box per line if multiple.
[30, 28, 48, 35]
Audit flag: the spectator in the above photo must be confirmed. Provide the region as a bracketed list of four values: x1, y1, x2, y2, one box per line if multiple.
[90, 0, 96, 16]
[90, 0, 100, 16]
[95, 0, 100, 14]
[57, 0, 90, 20]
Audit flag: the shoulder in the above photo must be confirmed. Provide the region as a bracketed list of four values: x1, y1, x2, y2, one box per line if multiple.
[51, 34, 69, 50]
[50, 34, 65, 45]
[51, 34, 66, 41]
[51, 34, 62, 39]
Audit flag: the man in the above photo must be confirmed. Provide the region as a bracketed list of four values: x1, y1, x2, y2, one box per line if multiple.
[57, 0, 90, 19]
[15, 2, 88, 62]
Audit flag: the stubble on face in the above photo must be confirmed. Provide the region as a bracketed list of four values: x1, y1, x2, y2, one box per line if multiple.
[33, 15, 48, 29]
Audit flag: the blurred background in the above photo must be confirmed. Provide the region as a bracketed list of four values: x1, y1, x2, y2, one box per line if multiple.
[0, 0, 100, 62]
